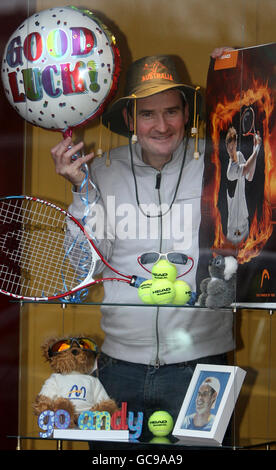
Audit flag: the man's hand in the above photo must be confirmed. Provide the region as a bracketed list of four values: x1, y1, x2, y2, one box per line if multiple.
[210, 47, 234, 59]
[254, 130, 262, 148]
[51, 136, 95, 187]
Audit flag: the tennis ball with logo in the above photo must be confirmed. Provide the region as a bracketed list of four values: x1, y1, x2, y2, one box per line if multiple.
[150, 279, 176, 304]
[138, 279, 154, 304]
[173, 280, 192, 305]
[151, 259, 177, 282]
[148, 411, 174, 437]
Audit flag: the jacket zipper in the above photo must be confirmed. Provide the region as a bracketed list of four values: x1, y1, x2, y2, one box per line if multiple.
[154, 170, 162, 369]
[155, 172, 161, 190]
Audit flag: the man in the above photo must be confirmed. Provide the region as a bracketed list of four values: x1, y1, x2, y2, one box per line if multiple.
[51, 51, 233, 441]
[182, 376, 220, 431]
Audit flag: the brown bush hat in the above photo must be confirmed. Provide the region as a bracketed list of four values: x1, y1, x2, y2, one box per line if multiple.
[102, 55, 202, 137]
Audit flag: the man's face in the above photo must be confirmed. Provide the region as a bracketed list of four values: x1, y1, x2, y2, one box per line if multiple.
[196, 384, 216, 415]
[124, 89, 188, 165]
[226, 138, 237, 159]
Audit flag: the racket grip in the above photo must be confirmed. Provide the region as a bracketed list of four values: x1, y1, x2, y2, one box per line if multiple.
[129, 275, 148, 288]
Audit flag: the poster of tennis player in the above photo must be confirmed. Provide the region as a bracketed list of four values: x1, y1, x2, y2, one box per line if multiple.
[198, 42, 276, 305]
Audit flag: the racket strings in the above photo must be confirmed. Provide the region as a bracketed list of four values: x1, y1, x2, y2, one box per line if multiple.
[241, 107, 255, 136]
[0, 198, 93, 298]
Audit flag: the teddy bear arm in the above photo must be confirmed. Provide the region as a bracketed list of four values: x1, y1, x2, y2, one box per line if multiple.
[33, 394, 76, 428]
[51, 397, 75, 412]
[207, 278, 226, 295]
[91, 398, 118, 415]
[206, 278, 236, 308]
[221, 279, 236, 303]
[200, 277, 211, 292]
[33, 394, 55, 416]
[51, 397, 76, 427]
[198, 292, 207, 307]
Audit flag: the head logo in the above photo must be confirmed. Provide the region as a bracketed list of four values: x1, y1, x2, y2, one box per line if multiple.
[260, 269, 270, 288]
[141, 61, 174, 82]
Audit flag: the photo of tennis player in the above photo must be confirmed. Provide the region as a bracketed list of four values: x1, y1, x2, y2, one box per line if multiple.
[198, 43, 276, 304]
[225, 124, 262, 245]
[181, 371, 230, 432]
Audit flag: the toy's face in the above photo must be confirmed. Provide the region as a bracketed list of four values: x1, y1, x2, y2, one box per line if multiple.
[209, 255, 225, 279]
[46, 337, 98, 374]
[48, 337, 98, 356]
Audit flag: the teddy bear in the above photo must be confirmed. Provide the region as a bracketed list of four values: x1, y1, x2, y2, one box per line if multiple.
[198, 255, 238, 309]
[33, 335, 118, 428]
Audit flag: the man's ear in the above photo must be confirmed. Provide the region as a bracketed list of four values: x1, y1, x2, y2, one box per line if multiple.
[122, 107, 134, 132]
[210, 391, 217, 408]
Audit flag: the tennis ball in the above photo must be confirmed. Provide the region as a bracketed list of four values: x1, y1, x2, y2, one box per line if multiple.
[150, 279, 175, 304]
[138, 279, 154, 304]
[173, 280, 192, 305]
[151, 259, 177, 282]
[148, 411, 174, 437]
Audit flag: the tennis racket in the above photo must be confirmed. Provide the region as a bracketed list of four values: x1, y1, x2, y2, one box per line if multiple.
[241, 106, 255, 137]
[0, 195, 140, 301]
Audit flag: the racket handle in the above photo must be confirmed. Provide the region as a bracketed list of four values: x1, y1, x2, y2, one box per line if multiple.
[129, 275, 148, 288]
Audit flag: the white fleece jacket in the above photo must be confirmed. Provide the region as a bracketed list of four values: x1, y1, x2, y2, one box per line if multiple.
[68, 138, 234, 366]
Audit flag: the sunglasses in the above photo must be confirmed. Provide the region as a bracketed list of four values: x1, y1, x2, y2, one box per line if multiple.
[139, 252, 188, 265]
[48, 337, 98, 357]
[137, 252, 194, 278]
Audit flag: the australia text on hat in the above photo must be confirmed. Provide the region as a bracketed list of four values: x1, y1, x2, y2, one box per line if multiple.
[141, 61, 174, 82]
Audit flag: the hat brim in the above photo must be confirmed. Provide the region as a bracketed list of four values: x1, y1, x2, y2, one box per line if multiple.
[102, 83, 201, 137]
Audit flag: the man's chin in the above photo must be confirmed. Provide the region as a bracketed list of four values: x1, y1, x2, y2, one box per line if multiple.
[149, 142, 177, 158]
[196, 407, 207, 415]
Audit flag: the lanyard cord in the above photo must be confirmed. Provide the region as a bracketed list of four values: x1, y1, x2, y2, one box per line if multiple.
[129, 134, 190, 218]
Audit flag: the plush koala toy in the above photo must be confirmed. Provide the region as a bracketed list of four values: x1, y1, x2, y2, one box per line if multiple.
[198, 255, 238, 309]
[33, 335, 118, 427]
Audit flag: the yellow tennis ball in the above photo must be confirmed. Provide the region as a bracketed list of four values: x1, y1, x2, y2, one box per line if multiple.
[173, 280, 192, 305]
[151, 259, 177, 282]
[150, 279, 175, 304]
[138, 279, 154, 304]
[148, 411, 174, 437]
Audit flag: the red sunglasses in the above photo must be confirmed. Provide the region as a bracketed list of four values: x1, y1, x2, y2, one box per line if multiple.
[48, 337, 98, 357]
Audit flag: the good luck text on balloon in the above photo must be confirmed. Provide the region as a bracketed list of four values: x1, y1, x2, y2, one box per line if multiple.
[5, 27, 105, 103]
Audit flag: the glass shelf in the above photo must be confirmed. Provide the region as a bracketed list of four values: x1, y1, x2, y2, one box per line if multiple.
[15, 296, 276, 450]
[7, 433, 276, 451]
[15, 299, 276, 310]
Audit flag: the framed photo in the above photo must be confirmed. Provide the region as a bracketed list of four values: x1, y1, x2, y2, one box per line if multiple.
[172, 364, 246, 447]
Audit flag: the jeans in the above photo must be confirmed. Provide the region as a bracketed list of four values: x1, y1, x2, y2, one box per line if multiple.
[92, 351, 229, 446]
